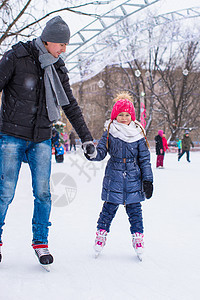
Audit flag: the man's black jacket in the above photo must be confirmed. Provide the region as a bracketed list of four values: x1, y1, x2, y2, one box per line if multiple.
[0, 40, 93, 143]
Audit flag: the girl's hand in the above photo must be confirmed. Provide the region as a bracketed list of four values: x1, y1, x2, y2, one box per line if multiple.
[143, 181, 153, 199]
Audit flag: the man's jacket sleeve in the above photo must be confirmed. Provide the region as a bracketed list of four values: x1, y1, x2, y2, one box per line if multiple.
[0, 50, 15, 92]
[58, 64, 93, 143]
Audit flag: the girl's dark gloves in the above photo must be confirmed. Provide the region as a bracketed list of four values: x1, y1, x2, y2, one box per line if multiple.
[143, 181, 153, 199]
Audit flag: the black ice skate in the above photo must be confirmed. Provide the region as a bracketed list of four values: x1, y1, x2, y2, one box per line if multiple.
[32, 243, 53, 271]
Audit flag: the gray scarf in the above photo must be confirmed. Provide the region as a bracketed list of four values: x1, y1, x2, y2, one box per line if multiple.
[35, 37, 69, 122]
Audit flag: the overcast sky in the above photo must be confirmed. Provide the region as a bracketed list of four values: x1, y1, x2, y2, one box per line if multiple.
[57, 0, 200, 35]
[154, 0, 200, 14]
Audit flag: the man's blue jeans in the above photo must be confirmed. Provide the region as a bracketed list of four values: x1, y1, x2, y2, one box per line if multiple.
[0, 133, 52, 244]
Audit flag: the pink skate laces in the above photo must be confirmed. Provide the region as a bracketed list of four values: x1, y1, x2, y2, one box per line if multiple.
[132, 232, 144, 250]
[95, 229, 107, 248]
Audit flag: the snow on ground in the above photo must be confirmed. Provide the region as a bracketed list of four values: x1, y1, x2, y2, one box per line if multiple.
[0, 149, 200, 300]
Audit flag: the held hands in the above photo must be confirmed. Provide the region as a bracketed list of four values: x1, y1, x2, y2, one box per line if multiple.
[82, 141, 97, 159]
[160, 149, 163, 154]
[143, 181, 153, 199]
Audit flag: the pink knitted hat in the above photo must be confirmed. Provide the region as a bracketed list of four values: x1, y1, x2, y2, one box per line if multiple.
[158, 130, 163, 136]
[110, 99, 136, 121]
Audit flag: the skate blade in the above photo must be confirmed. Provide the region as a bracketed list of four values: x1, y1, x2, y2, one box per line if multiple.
[137, 254, 143, 261]
[94, 251, 101, 259]
[41, 264, 51, 272]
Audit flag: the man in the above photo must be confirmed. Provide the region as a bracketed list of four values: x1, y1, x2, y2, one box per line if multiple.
[0, 16, 96, 266]
[178, 130, 194, 162]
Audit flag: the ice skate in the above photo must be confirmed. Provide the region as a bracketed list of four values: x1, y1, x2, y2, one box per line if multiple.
[94, 229, 107, 258]
[132, 232, 144, 261]
[0, 243, 2, 262]
[32, 243, 53, 271]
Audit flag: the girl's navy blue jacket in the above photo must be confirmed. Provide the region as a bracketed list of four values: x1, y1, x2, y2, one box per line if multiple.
[90, 130, 153, 205]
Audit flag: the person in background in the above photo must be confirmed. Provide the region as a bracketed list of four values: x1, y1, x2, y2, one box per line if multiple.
[155, 130, 164, 168]
[51, 127, 60, 148]
[55, 142, 64, 163]
[63, 131, 69, 152]
[85, 92, 153, 261]
[0, 16, 96, 266]
[177, 138, 182, 156]
[162, 132, 169, 153]
[69, 131, 76, 151]
[178, 130, 194, 162]
[162, 132, 169, 168]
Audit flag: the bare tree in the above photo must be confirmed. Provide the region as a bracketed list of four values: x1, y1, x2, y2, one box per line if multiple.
[102, 15, 200, 140]
[0, 0, 106, 55]
[150, 40, 200, 140]
[100, 17, 158, 133]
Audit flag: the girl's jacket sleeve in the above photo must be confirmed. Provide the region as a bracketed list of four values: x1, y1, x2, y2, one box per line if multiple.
[88, 131, 108, 161]
[137, 138, 153, 183]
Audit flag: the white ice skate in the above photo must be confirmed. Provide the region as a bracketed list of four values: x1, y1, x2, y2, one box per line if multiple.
[132, 232, 144, 261]
[94, 229, 107, 258]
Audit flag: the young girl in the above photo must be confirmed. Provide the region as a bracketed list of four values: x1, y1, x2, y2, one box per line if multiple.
[85, 92, 153, 260]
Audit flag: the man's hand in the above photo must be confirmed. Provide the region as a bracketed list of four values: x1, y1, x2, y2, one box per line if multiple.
[82, 141, 97, 159]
